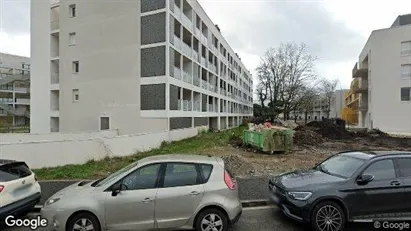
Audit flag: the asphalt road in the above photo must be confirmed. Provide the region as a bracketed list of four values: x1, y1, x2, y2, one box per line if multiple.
[4, 206, 378, 231]
[37, 176, 270, 205]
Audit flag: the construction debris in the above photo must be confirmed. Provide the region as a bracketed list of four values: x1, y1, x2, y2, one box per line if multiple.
[294, 130, 325, 146]
[222, 155, 255, 176]
[295, 120, 353, 140]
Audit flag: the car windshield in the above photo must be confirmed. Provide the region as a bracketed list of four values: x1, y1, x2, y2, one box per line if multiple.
[317, 155, 366, 178]
[94, 161, 139, 187]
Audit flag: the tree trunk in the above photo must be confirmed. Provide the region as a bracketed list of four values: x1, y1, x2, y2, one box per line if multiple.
[304, 111, 308, 124]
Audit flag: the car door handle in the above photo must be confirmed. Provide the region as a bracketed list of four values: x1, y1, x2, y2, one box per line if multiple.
[390, 181, 401, 186]
[189, 191, 200, 196]
[142, 198, 153, 203]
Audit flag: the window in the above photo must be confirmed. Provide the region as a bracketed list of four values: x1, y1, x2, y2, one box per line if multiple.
[72, 61, 79, 73]
[69, 32, 76, 46]
[72, 89, 79, 102]
[200, 164, 213, 183]
[69, 4, 76, 17]
[163, 163, 200, 187]
[363, 160, 396, 181]
[0, 162, 32, 182]
[397, 158, 411, 177]
[121, 164, 161, 190]
[100, 117, 110, 130]
[318, 155, 366, 178]
[401, 87, 411, 101]
[401, 64, 411, 78]
[401, 41, 411, 56]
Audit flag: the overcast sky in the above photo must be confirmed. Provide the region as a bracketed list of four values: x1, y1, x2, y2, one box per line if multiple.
[1, 0, 410, 89]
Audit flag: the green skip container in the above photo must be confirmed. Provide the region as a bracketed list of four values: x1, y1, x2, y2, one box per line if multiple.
[243, 129, 294, 153]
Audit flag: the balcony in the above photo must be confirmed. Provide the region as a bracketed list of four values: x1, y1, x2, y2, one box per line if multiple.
[195, 28, 201, 38]
[220, 89, 226, 96]
[173, 5, 182, 20]
[51, 21, 59, 31]
[173, 36, 182, 50]
[182, 100, 192, 111]
[192, 51, 199, 62]
[201, 57, 206, 67]
[16, 98, 30, 105]
[51, 74, 59, 84]
[194, 102, 201, 111]
[353, 80, 368, 94]
[0, 98, 13, 103]
[182, 71, 192, 84]
[208, 84, 215, 92]
[208, 104, 214, 112]
[193, 77, 200, 87]
[352, 62, 368, 78]
[201, 80, 208, 90]
[173, 67, 182, 80]
[182, 43, 192, 57]
[359, 102, 368, 111]
[181, 14, 193, 30]
[227, 92, 232, 98]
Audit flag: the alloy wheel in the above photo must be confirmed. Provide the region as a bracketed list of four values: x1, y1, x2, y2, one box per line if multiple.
[315, 205, 342, 231]
[72, 218, 94, 231]
[201, 213, 224, 231]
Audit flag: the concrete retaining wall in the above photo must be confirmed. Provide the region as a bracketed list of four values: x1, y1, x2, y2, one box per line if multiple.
[0, 128, 199, 169]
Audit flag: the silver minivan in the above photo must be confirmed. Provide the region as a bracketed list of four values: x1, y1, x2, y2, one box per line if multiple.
[41, 154, 242, 231]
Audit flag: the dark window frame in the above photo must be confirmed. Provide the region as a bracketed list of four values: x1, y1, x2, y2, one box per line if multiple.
[159, 162, 202, 188]
[401, 87, 411, 101]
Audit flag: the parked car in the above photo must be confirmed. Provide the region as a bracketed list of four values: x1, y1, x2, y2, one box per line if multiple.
[0, 160, 41, 220]
[41, 154, 242, 231]
[268, 150, 411, 231]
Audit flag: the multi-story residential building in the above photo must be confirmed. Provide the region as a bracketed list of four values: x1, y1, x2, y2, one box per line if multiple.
[0, 53, 31, 128]
[341, 79, 360, 125]
[31, 0, 253, 134]
[291, 89, 348, 121]
[351, 14, 411, 133]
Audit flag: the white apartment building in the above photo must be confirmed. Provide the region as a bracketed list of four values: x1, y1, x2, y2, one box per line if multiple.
[31, 0, 253, 134]
[352, 14, 411, 133]
[292, 89, 348, 121]
[0, 53, 31, 127]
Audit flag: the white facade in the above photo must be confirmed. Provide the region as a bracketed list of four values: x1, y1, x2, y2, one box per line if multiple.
[353, 14, 411, 133]
[0, 53, 30, 127]
[31, 0, 253, 135]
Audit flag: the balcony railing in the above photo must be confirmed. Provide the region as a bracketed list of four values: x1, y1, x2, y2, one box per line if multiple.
[51, 74, 59, 84]
[16, 98, 30, 104]
[194, 102, 201, 111]
[192, 50, 199, 62]
[208, 104, 214, 112]
[201, 57, 206, 67]
[195, 28, 201, 38]
[182, 14, 193, 30]
[174, 36, 181, 50]
[183, 100, 192, 111]
[183, 71, 192, 84]
[227, 92, 232, 97]
[178, 100, 182, 110]
[0, 98, 13, 103]
[193, 77, 200, 87]
[174, 5, 182, 20]
[201, 80, 208, 90]
[182, 42, 192, 57]
[209, 84, 215, 92]
[220, 89, 226, 96]
[201, 34, 207, 44]
[174, 67, 182, 80]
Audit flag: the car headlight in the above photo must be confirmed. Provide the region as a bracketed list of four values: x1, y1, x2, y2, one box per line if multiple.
[45, 197, 60, 206]
[287, 192, 312, 201]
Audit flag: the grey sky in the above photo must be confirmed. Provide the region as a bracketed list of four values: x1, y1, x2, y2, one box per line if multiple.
[1, 0, 411, 89]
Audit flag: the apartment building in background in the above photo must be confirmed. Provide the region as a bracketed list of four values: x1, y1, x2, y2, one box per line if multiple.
[348, 14, 411, 133]
[292, 89, 348, 121]
[0, 53, 31, 128]
[31, 0, 253, 134]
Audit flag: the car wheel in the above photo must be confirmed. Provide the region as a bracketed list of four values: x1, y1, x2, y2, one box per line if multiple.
[311, 201, 346, 231]
[195, 208, 228, 231]
[67, 212, 101, 231]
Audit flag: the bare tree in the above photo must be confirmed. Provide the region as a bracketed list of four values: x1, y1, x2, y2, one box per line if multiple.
[318, 78, 339, 119]
[296, 86, 319, 123]
[255, 43, 317, 120]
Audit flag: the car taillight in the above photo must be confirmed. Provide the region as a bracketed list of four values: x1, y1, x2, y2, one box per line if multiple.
[224, 170, 236, 190]
[0, 185, 4, 193]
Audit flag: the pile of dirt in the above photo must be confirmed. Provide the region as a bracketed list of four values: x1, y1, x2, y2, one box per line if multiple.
[293, 130, 326, 146]
[222, 155, 254, 177]
[295, 121, 353, 140]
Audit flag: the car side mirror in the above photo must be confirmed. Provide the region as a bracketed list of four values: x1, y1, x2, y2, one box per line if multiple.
[357, 174, 374, 185]
[111, 183, 122, 196]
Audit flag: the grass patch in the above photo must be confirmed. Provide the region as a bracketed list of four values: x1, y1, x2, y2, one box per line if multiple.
[34, 126, 246, 180]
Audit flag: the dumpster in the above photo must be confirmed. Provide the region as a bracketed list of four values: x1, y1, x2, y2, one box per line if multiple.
[243, 128, 294, 153]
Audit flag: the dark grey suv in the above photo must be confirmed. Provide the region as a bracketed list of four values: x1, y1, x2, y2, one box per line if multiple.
[268, 150, 411, 231]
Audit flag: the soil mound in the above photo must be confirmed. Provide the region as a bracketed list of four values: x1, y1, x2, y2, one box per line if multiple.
[222, 155, 254, 177]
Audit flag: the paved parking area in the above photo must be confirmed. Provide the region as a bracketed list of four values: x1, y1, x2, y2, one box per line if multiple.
[4, 206, 377, 231]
